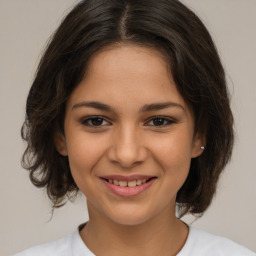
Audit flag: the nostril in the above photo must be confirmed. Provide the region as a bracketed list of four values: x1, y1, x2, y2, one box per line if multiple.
[107, 144, 148, 168]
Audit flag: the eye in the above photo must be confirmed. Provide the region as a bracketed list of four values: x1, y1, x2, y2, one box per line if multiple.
[81, 116, 111, 127]
[145, 116, 175, 127]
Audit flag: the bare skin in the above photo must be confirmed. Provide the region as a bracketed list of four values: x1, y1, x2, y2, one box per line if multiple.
[81, 201, 188, 256]
[56, 44, 203, 255]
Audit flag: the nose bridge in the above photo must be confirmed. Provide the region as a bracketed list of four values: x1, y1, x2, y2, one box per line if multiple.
[107, 123, 147, 168]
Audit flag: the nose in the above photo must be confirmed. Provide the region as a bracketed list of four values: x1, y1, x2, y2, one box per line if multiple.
[107, 126, 148, 168]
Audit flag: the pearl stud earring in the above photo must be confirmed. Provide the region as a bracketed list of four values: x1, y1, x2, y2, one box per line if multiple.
[201, 146, 205, 150]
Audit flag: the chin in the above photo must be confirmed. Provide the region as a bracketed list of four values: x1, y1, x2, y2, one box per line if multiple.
[109, 215, 150, 226]
[105, 206, 156, 226]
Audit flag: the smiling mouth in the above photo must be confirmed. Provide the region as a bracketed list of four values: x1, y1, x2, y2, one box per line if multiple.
[101, 177, 157, 187]
[100, 175, 157, 197]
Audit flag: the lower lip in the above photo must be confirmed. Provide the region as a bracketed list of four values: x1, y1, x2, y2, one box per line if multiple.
[101, 179, 156, 197]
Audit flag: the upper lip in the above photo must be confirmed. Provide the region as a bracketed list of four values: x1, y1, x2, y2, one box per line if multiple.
[100, 175, 157, 181]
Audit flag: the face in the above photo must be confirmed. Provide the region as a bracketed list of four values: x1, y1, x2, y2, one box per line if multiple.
[56, 44, 203, 225]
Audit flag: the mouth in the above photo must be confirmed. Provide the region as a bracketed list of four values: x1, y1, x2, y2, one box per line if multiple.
[100, 175, 157, 197]
[101, 177, 157, 187]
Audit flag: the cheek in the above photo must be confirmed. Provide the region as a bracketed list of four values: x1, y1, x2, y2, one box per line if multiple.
[149, 130, 194, 167]
[159, 145, 191, 182]
[148, 130, 193, 192]
[66, 134, 106, 181]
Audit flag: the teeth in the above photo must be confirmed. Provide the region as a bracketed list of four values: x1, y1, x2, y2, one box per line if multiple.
[136, 180, 142, 185]
[107, 178, 153, 187]
[119, 181, 128, 187]
[128, 180, 137, 187]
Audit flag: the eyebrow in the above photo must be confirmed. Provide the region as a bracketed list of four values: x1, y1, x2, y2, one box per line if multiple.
[140, 102, 184, 112]
[72, 101, 115, 112]
[72, 101, 184, 113]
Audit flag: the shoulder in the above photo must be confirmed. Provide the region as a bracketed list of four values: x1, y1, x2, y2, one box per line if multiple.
[178, 227, 256, 256]
[12, 229, 94, 256]
[12, 228, 94, 256]
[12, 233, 74, 256]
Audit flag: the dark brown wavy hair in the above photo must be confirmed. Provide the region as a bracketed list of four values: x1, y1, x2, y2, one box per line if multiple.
[21, 0, 234, 217]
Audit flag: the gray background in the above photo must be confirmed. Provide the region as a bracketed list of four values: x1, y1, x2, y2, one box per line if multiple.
[0, 0, 255, 255]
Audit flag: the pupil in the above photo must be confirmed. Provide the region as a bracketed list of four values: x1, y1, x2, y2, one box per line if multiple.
[92, 118, 103, 126]
[154, 118, 164, 126]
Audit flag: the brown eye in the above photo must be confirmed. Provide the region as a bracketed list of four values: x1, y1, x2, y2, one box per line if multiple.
[146, 117, 175, 127]
[81, 116, 111, 127]
[152, 118, 166, 126]
[91, 118, 104, 126]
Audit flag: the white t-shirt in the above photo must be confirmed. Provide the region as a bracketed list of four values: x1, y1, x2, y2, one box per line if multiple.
[13, 226, 256, 256]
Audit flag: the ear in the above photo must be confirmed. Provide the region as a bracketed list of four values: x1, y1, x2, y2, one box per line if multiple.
[55, 132, 68, 156]
[191, 132, 206, 158]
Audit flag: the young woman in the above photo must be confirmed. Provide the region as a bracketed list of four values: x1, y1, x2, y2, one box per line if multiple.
[13, 0, 255, 255]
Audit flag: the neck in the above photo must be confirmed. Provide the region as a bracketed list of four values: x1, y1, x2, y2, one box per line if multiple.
[80, 203, 188, 256]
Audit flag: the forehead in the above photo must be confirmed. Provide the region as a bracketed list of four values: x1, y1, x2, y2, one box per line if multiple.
[86, 43, 170, 81]
[68, 44, 187, 112]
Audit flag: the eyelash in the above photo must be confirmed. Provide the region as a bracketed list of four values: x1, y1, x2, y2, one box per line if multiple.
[81, 116, 176, 128]
[81, 116, 111, 127]
[145, 116, 175, 127]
